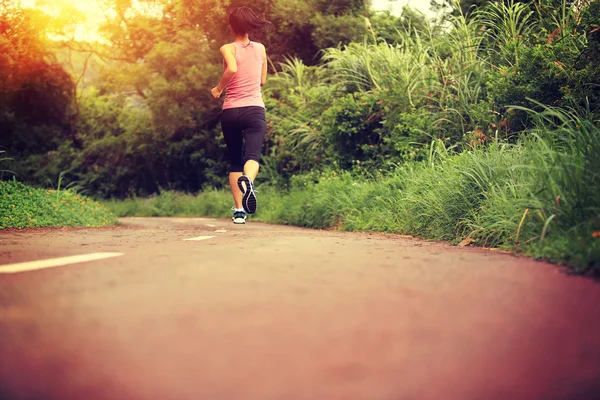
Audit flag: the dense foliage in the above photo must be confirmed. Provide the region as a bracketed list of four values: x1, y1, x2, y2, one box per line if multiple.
[0, 3, 75, 181]
[1, 0, 378, 196]
[265, 0, 599, 176]
[0, 179, 117, 229]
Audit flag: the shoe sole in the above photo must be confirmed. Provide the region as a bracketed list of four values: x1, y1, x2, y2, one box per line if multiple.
[237, 176, 257, 214]
[232, 218, 246, 224]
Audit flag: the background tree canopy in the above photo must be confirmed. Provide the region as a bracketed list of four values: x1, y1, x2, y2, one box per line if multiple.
[0, 2, 75, 174]
[0, 0, 381, 196]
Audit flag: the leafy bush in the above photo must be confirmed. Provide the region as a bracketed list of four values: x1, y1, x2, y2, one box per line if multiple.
[320, 91, 384, 169]
[34, 91, 229, 198]
[309, 13, 366, 50]
[263, 59, 339, 177]
[378, 105, 438, 162]
[0, 179, 117, 229]
[482, 0, 600, 129]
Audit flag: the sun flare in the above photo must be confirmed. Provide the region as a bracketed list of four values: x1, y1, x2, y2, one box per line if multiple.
[20, 0, 106, 42]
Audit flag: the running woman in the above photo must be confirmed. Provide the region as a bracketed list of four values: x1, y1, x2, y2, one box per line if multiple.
[211, 6, 271, 224]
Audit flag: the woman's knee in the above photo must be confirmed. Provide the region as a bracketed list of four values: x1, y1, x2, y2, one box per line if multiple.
[230, 163, 244, 173]
[244, 156, 261, 165]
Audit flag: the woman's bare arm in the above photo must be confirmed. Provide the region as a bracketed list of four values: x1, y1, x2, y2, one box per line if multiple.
[261, 45, 268, 87]
[211, 44, 237, 98]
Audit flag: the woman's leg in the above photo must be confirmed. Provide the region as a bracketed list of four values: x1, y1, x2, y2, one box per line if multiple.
[229, 172, 243, 209]
[221, 109, 245, 209]
[244, 160, 259, 181]
[236, 107, 267, 214]
[241, 107, 267, 181]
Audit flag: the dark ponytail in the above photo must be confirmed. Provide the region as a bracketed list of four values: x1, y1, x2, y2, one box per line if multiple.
[228, 6, 273, 36]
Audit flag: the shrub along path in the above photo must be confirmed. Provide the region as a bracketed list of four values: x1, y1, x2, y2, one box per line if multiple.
[1, 217, 599, 399]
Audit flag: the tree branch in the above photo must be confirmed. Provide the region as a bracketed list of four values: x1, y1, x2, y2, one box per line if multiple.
[59, 40, 137, 64]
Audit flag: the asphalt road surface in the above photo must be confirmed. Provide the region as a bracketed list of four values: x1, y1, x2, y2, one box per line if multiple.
[1, 217, 599, 400]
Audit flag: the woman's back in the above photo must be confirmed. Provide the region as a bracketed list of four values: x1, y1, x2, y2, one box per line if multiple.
[223, 41, 265, 110]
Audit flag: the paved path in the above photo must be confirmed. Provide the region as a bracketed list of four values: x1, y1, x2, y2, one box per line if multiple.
[1, 218, 599, 400]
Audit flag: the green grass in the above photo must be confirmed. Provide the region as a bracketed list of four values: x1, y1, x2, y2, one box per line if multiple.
[103, 190, 233, 219]
[0, 179, 118, 229]
[104, 115, 600, 274]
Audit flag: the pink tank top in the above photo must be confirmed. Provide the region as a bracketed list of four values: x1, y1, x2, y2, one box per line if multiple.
[223, 41, 265, 110]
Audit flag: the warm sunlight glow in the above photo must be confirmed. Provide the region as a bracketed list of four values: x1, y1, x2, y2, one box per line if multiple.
[20, 0, 106, 41]
[372, 0, 438, 18]
[19, 0, 164, 42]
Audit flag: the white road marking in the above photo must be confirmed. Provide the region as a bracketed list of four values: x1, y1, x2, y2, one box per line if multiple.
[215, 229, 228, 233]
[172, 218, 216, 223]
[184, 236, 216, 241]
[0, 253, 124, 274]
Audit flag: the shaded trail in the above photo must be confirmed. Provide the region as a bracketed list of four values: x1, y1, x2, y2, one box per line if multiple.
[1, 218, 599, 400]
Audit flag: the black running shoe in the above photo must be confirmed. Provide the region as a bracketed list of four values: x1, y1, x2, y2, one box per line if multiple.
[237, 175, 257, 214]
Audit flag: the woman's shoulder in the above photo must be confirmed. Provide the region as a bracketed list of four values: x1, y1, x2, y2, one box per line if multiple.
[220, 43, 236, 52]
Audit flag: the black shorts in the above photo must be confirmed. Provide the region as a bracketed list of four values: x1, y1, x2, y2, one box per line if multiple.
[220, 106, 267, 173]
